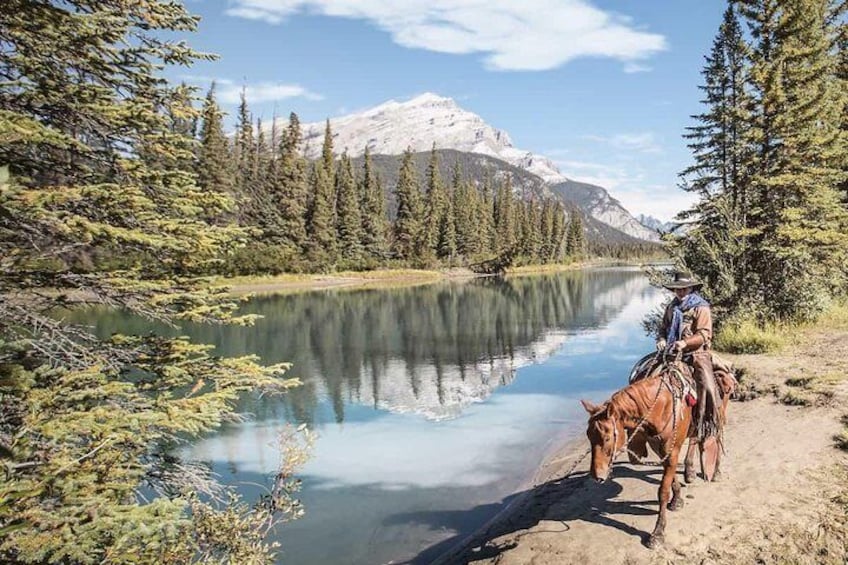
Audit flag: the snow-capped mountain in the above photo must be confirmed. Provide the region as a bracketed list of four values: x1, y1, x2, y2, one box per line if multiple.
[274, 92, 659, 242]
[636, 214, 677, 234]
[299, 93, 567, 184]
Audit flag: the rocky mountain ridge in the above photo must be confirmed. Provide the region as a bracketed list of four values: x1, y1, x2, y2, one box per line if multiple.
[275, 93, 660, 243]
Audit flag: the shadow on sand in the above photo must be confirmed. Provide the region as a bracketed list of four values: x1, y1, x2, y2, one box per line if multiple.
[386, 464, 667, 564]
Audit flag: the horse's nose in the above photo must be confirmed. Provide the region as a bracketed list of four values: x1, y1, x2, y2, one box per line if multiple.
[595, 477, 605, 484]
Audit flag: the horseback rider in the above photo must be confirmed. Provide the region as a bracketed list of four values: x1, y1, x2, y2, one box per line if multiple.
[656, 271, 722, 442]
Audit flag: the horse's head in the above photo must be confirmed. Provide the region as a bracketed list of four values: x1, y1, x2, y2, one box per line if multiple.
[581, 399, 624, 483]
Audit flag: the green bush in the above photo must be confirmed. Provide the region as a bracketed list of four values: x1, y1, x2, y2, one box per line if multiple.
[713, 318, 786, 354]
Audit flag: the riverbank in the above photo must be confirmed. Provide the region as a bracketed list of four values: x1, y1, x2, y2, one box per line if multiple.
[437, 314, 848, 564]
[216, 259, 627, 296]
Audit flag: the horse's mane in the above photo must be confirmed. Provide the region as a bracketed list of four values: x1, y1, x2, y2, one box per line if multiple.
[605, 373, 665, 420]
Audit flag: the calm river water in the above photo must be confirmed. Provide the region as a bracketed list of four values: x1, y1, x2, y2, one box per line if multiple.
[78, 267, 663, 564]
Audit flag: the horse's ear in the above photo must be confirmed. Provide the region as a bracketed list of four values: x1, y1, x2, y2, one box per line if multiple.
[580, 399, 600, 414]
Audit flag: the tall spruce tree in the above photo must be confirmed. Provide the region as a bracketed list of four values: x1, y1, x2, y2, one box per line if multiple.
[393, 149, 423, 260]
[0, 1, 305, 562]
[321, 119, 336, 186]
[196, 83, 236, 223]
[480, 170, 496, 254]
[306, 161, 338, 267]
[677, 4, 754, 309]
[737, 0, 848, 317]
[494, 175, 516, 254]
[234, 88, 254, 193]
[452, 176, 474, 256]
[565, 213, 585, 259]
[359, 147, 388, 259]
[335, 153, 364, 263]
[438, 186, 458, 260]
[423, 145, 447, 258]
[272, 112, 309, 254]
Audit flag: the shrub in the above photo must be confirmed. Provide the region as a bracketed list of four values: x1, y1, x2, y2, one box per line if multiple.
[713, 318, 786, 354]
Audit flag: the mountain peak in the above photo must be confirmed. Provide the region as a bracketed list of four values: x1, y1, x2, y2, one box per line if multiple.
[297, 93, 569, 183]
[405, 92, 455, 106]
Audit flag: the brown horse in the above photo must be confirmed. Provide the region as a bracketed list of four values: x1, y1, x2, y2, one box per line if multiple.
[628, 362, 736, 483]
[581, 365, 692, 548]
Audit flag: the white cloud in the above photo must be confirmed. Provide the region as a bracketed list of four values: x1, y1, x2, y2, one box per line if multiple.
[219, 83, 324, 104]
[623, 62, 652, 73]
[552, 158, 695, 221]
[583, 132, 662, 154]
[612, 187, 698, 223]
[224, 0, 667, 71]
[179, 75, 323, 105]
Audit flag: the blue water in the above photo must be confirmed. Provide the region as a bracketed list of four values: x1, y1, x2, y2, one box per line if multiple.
[75, 267, 664, 564]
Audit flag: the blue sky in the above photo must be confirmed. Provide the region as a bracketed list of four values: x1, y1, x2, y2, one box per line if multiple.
[173, 1, 728, 221]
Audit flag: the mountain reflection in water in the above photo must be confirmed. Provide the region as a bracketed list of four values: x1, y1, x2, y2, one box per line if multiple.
[72, 267, 662, 565]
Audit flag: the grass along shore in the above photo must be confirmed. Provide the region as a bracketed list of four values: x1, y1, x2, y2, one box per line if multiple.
[215, 258, 628, 295]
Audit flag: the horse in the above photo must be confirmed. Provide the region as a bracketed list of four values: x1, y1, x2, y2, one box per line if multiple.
[626, 353, 736, 483]
[581, 359, 693, 549]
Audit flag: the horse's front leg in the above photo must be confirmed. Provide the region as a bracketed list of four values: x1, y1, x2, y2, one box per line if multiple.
[646, 447, 681, 549]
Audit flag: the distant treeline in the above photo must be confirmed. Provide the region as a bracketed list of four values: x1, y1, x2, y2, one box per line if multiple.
[189, 88, 591, 274]
[677, 0, 848, 321]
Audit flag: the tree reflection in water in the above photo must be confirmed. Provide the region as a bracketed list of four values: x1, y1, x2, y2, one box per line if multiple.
[71, 269, 648, 426]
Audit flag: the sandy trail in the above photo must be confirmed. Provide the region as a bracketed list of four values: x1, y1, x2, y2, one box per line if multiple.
[437, 341, 848, 565]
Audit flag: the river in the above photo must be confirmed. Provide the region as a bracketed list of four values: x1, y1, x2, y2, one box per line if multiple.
[76, 267, 664, 564]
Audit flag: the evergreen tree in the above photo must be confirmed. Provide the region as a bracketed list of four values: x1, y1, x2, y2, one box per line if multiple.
[539, 200, 555, 262]
[737, 0, 848, 317]
[270, 113, 309, 255]
[196, 83, 236, 222]
[438, 185, 458, 260]
[550, 204, 567, 261]
[677, 4, 754, 308]
[494, 175, 516, 253]
[306, 161, 338, 267]
[321, 119, 336, 186]
[393, 149, 423, 260]
[479, 170, 496, 254]
[565, 213, 585, 259]
[0, 1, 305, 562]
[167, 82, 199, 172]
[523, 199, 543, 261]
[423, 145, 447, 258]
[359, 147, 388, 259]
[336, 153, 364, 263]
[234, 88, 254, 192]
[452, 178, 474, 256]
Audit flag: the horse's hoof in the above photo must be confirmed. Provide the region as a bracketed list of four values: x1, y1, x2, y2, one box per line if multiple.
[645, 534, 664, 549]
[668, 498, 684, 511]
[684, 469, 696, 484]
[711, 470, 723, 483]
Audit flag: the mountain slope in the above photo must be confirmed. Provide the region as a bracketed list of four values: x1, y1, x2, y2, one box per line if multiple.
[300, 93, 567, 184]
[275, 92, 659, 243]
[355, 149, 656, 246]
[550, 180, 661, 242]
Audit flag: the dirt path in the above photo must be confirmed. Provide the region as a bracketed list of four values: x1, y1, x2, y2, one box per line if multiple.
[439, 329, 848, 565]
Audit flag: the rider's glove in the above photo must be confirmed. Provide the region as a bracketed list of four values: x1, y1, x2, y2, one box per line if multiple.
[656, 338, 667, 351]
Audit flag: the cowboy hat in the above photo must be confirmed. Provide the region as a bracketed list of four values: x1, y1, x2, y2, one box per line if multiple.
[662, 270, 703, 290]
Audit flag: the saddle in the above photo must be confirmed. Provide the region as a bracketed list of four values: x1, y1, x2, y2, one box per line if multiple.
[629, 351, 737, 397]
